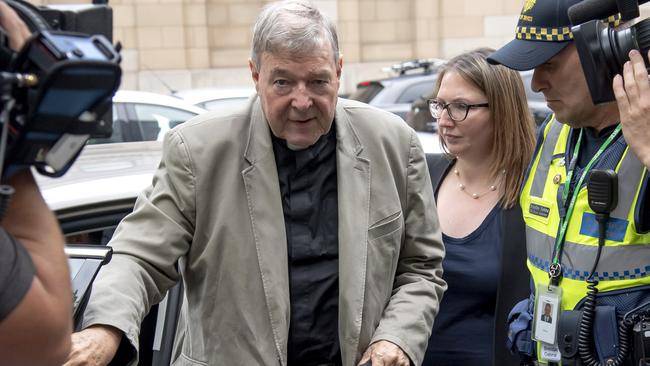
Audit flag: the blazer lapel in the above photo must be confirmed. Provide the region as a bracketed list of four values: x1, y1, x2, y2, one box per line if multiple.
[335, 102, 371, 365]
[241, 98, 290, 365]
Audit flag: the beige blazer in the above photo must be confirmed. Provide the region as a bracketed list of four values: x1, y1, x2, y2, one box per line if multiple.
[82, 96, 446, 366]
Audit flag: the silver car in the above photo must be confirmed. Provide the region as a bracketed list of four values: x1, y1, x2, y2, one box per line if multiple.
[172, 87, 255, 111]
[91, 90, 207, 144]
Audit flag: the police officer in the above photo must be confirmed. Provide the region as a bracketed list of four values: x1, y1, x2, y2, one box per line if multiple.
[488, 0, 650, 364]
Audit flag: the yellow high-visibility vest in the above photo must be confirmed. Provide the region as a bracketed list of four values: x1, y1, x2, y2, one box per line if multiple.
[520, 116, 650, 362]
[521, 117, 650, 362]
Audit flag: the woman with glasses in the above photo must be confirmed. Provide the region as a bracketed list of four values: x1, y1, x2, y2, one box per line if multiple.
[423, 48, 536, 366]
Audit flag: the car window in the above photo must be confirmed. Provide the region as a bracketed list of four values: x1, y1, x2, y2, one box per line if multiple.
[132, 104, 197, 141]
[408, 95, 436, 133]
[200, 97, 248, 111]
[87, 105, 122, 144]
[396, 81, 434, 104]
[88, 104, 198, 144]
[348, 82, 384, 103]
[65, 227, 116, 245]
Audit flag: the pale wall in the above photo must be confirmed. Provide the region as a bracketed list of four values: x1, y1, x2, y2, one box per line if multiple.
[33, 0, 650, 94]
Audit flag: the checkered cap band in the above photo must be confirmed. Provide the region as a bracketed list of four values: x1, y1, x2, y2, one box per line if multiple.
[605, 14, 621, 27]
[515, 14, 621, 42]
[516, 26, 572, 41]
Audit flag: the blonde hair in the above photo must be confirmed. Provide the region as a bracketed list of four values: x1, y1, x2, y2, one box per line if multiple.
[432, 48, 536, 208]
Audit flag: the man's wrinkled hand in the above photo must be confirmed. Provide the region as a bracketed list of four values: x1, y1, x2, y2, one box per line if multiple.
[63, 325, 122, 366]
[358, 340, 410, 366]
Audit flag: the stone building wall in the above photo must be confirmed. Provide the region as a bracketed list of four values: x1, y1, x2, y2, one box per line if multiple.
[30, 0, 650, 94]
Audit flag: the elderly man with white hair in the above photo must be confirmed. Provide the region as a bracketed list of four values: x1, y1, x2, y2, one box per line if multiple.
[64, 1, 446, 366]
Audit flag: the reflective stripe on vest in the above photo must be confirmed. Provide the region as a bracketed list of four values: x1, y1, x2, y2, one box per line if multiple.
[521, 118, 650, 311]
[530, 121, 564, 198]
[611, 148, 645, 219]
[526, 234, 650, 280]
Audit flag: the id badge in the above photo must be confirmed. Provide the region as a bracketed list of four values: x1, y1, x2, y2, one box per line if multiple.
[540, 342, 561, 362]
[532, 283, 562, 346]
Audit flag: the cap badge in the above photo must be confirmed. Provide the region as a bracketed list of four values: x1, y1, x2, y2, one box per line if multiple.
[520, 0, 536, 22]
[523, 0, 536, 13]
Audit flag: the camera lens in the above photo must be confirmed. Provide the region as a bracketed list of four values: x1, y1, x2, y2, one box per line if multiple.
[632, 19, 650, 61]
[607, 19, 650, 73]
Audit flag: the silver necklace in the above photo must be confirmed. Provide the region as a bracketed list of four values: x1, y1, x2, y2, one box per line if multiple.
[454, 168, 506, 199]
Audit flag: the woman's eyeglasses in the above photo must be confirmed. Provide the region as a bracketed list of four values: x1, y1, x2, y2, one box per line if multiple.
[428, 99, 489, 122]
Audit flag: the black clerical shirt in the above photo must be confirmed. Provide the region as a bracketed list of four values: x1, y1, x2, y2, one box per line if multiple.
[272, 129, 342, 366]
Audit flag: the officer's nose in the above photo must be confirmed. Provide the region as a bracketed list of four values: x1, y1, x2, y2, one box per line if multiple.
[531, 68, 547, 94]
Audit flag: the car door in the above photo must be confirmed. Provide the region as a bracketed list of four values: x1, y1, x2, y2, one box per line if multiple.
[62, 200, 181, 366]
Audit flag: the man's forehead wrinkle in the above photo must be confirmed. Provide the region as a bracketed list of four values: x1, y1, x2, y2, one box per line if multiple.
[269, 66, 332, 78]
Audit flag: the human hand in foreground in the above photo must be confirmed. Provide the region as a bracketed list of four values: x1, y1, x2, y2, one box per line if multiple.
[613, 49, 650, 168]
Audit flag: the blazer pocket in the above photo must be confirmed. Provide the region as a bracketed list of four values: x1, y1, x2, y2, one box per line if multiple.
[368, 211, 403, 242]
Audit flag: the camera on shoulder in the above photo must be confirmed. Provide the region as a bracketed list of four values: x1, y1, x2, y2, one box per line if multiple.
[568, 0, 650, 104]
[0, 0, 121, 179]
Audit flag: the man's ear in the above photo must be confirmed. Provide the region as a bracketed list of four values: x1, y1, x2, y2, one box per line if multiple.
[249, 58, 260, 87]
[336, 55, 343, 80]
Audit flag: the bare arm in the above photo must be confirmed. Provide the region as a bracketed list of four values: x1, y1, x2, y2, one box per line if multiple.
[0, 2, 72, 364]
[0, 1, 30, 51]
[0, 170, 72, 365]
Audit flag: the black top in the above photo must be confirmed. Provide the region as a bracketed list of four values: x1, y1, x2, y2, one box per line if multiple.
[425, 154, 529, 366]
[0, 227, 34, 320]
[273, 130, 341, 366]
[423, 205, 502, 365]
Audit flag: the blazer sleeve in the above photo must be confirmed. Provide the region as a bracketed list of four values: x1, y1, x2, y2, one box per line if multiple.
[81, 129, 196, 365]
[370, 132, 447, 366]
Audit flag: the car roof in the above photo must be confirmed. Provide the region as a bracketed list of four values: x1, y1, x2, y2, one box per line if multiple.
[369, 73, 437, 105]
[375, 70, 436, 84]
[113, 90, 208, 115]
[172, 87, 256, 105]
[36, 141, 162, 211]
[349, 59, 442, 107]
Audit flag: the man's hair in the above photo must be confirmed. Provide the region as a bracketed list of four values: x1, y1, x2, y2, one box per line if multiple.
[433, 47, 536, 208]
[251, 0, 340, 68]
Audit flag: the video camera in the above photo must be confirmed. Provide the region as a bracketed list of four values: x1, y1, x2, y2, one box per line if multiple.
[568, 0, 650, 104]
[0, 0, 121, 178]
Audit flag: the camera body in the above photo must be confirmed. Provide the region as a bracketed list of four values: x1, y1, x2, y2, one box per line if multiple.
[0, 0, 121, 178]
[569, 0, 650, 104]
